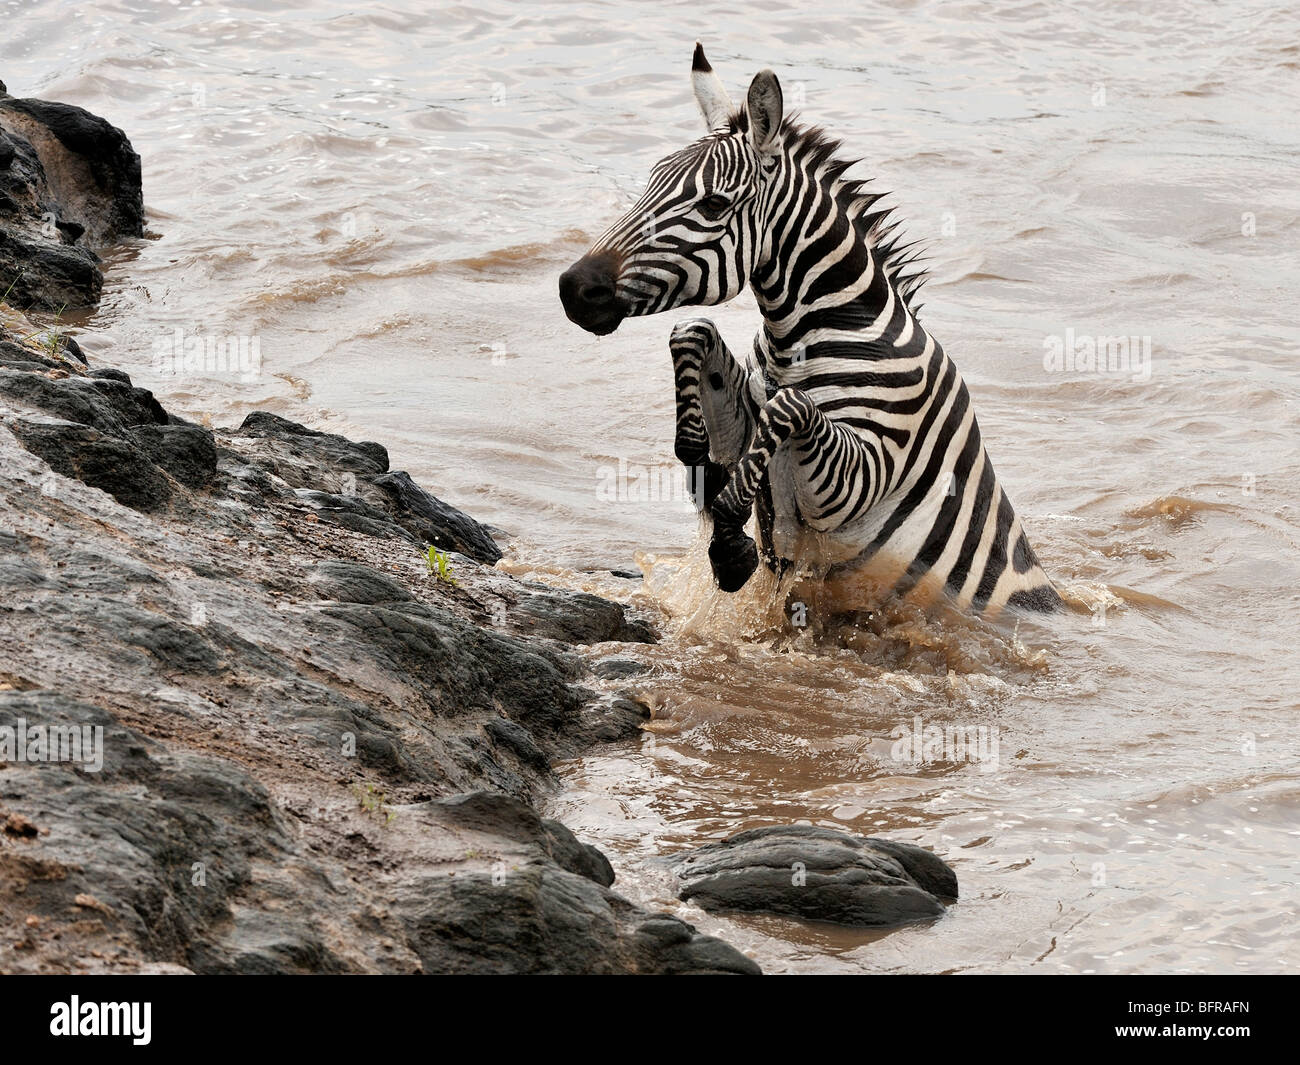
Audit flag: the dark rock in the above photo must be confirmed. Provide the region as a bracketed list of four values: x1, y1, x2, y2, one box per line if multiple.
[484, 717, 551, 774]
[669, 824, 956, 928]
[129, 423, 218, 489]
[396, 861, 758, 975]
[0, 96, 144, 243]
[369, 469, 501, 564]
[541, 819, 616, 888]
[236, 411, 389, 476]
[635, 914, 695, 946]
[55, 218, 84, 244]
[0, 225, 101, 310]
[0, 336, 61, 370]
[585, 695, 652, 742]
[511, 583, 656, 644]
[593, 656, 650, 679]
[11, 417, 173, 511]
[0, 368, 165, 433]
[0, 691, 286, 969]
[312, 598, 588, 754]
[309, 560, 414, 605]
[0, 294, 758, 971]
[0, 94, 141, 312]
[426, 791, 611, 885]
[293, 488, 416, 542]
[865, 836, 960, 900]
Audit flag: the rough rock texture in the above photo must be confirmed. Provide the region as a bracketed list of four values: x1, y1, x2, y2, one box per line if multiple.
[668, 824, 958, 929]
[230, 412, 503, 564]
[0, 83, 143, 311]
[0, 311, 756, 974]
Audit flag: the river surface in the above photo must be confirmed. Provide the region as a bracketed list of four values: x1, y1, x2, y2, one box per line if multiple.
[4, 0, 1298, 973]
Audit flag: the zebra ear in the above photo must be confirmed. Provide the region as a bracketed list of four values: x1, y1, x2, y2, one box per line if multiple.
[746, 70, 783, 153]
[692, 43, 733, 130]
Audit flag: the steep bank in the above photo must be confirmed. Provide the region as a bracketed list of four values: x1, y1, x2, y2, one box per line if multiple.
[0, 88, 961, 974]
[0, 85, 759, 973]
[0, 307, 759, 973]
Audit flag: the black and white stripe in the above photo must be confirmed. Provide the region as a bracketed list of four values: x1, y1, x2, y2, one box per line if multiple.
[561, 45, 1060, 615]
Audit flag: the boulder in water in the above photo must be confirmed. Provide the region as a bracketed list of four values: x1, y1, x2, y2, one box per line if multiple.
[669, 824, 957, 928]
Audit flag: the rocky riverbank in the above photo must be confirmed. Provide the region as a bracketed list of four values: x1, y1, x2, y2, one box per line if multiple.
[0, 86, 764, 973]
[0, 88, 956, 974]
[0, 305, 765, 973]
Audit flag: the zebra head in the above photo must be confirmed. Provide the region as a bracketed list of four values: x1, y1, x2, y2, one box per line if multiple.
[559, 44, 783, 335]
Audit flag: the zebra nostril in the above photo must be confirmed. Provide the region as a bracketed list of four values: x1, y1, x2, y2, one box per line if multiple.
[708, 372, 725, 390]
[580, 283, 615, 306]
[559, 252, 624, 334]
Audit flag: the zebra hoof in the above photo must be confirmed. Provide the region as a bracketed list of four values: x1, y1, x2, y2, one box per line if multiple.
[709, 528, 759, 593]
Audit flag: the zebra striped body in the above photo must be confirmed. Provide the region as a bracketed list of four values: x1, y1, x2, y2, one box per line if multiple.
[560, 45, 1060, 615]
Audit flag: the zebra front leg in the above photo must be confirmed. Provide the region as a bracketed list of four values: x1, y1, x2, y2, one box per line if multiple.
[669, 318, 756, 511]
[708, 387, 848, 592]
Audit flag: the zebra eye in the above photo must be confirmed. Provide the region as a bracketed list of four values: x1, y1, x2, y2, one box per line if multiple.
[699, 194, 730, 217]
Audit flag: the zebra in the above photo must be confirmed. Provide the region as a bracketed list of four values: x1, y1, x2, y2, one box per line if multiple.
[559, 45, 1061, 616]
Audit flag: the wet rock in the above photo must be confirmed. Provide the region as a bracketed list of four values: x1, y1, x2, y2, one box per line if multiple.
[583, 694, 653, 743]
[397, 862, 758, 975]
[0, 227, 101, 310]
[0, 692, 754, 974]
[0, 156, 734, 968]
[369, 470, 502, 564]
[484, 717, 552, 774]
[293, 488, 417, 542]
[11, 416, 174, 511]
[511, 583, 655, 643]
[0, 93, 142, 310]
[426, 791, 613, 886]
[235, 410, 389, 477]
[669, 824, 956, 928]
[592, 656, 650, 680]
[541, 820, 616, 888]
[130, 423, 218, 489]
[0, 366, 715, 971]
[308, 560, 415, 605]
[0, 96, 143, 243]
[0, 368, 164, 433]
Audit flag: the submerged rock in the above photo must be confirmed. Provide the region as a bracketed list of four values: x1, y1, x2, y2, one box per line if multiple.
[669, 824, 957, 929]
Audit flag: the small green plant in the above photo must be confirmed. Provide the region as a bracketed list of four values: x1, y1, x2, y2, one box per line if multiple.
[353, 782, 396, 824]
[425, 545, 457, 585]
[20, 303, 72, 361]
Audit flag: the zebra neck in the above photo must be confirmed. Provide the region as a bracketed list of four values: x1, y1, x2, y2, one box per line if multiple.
[749, 164, 928, 381]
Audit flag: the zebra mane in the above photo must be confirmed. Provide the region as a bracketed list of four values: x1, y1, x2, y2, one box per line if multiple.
[760, 117, 931, 314]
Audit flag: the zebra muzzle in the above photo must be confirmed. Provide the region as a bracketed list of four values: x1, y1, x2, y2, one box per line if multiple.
[559, 252, 626, 335]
